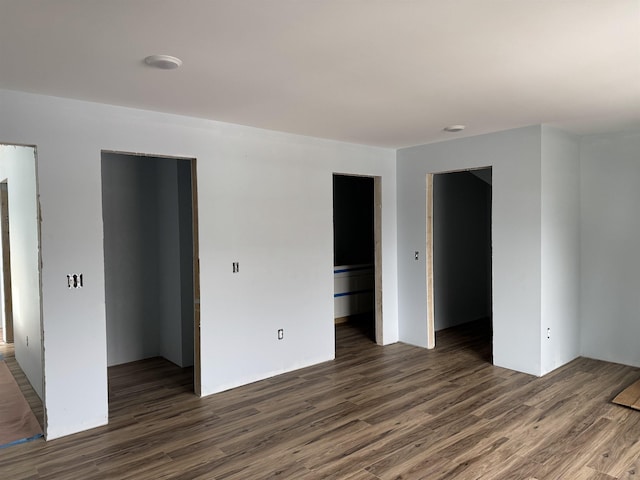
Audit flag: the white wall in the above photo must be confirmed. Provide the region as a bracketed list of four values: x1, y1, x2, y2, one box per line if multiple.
[102, 153, 160, 365]
[0, 89, 397, 439]
[397, 126, 543, 375]
[580, 131, 640, 368]
[540, 127, 580, 375]
[0, 145, 43, 398]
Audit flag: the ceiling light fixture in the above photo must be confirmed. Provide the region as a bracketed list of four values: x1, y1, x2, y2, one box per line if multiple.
[443, 125, 466, 133]
[144, 55, 183, 70]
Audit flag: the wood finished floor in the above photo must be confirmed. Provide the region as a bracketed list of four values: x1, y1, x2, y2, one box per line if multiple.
[0, 329, 45, 430]
[2, 320, 640, 479]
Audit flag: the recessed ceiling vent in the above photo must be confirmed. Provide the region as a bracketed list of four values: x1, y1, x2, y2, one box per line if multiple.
[144, 55, 183, 70]
[443, 125, 466, 133]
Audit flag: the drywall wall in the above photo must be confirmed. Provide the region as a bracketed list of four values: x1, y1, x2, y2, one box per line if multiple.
[433, 170, 491, 331]
[540, 127, 580, 375]
[397, 126, 543, 375]
[333, 175, 374, 266]
[102, 153, 161, 365]
[102, 153, 193, 368]
[0, 145, 43, 398]
[580, 131, 640, 368]
[0, 89, 397, 439]
[156, 158, 187, 367]
[176, 161, 194, 368]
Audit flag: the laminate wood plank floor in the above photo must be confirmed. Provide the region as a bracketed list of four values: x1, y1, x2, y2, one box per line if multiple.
[2, 319, 640, 479]
[0, 331, 45, 430]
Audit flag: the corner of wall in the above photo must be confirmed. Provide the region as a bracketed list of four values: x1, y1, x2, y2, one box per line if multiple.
[540, 126, 581, 375]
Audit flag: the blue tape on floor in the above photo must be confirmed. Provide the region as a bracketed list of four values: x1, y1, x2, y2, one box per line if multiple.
[0, 433, 43, 449]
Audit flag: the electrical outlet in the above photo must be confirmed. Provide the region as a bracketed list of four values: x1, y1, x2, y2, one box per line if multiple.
[415, 251, 419, 261]
[232, 262, 239, 273]
[67, 273, 84, 288]
[277, 329, 284, 340]
[547, 328, 551, 339]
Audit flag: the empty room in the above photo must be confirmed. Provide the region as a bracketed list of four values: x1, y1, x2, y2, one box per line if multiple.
[1, 1, 639, 479]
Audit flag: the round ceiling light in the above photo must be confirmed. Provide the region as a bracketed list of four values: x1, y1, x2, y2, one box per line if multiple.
[144, 55, 183, 70]
[443, 125, 466, 133]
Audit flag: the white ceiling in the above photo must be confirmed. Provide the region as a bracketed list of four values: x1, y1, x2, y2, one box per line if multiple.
[1, 1, 638, 148]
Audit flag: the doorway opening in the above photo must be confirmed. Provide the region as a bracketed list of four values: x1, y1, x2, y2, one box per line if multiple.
[0, 144, 46, 435]
[1, 181, 14, 344]
[101, 151, 201, 410]
[427, 168, 492, 362]
[332, 174, 382, 350]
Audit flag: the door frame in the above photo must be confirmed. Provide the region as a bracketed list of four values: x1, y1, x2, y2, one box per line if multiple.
[373, 176, 383, 345]
[190, 159, 201, 395]
[332, 173, 383, 345]
[0, 143, 45, 431]
[426, 167, 493, 350]
[101, 150, 201, 395]
[0, 181, 14, 343]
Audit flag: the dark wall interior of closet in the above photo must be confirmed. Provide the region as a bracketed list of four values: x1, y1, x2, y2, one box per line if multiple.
[333, 175, 374, 266]
[434, 169, 492, 332]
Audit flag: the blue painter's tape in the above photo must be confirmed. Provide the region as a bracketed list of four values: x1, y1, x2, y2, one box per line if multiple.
[333, 266, 374, 274]
[334, 289, 374, 298]
[0, 433, 44, 449]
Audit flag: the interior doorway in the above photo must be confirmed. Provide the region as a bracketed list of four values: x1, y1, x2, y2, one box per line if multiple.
[101, 151, 201, 402]
[1, 181, 14, 344]
[426, 168, 492, 360]
[0, 143, 46, 435]
[332, 174, 382, 347]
